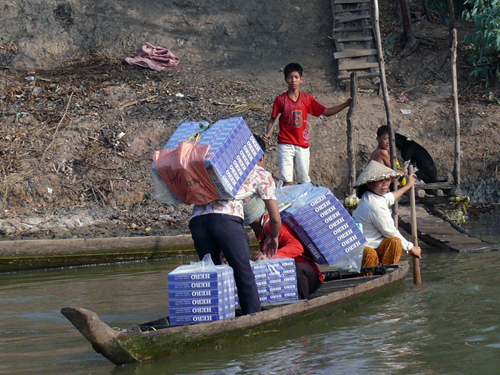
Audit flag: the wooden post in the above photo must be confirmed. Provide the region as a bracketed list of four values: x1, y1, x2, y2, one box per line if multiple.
[266, 122, 276, 140]
[410, 165, 422, 285]
[373, 0, 398, 224]
[451, 29, 461, 189]
[421, 0, 429, 20]
[398, 0, 418, 59]
[447, 0, 455, 35]
[346, 72, 358, 196]
[400, 0, 413, 37]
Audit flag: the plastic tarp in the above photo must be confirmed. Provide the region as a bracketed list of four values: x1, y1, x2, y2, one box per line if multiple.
[153, 142, 221, 205]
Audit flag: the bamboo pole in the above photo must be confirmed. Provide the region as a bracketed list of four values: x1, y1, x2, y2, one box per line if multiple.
[409, 165, 422, 285]
[373, 0, 398, 224]
[346, 72, 358, 196]
[451, 29, 461, 189]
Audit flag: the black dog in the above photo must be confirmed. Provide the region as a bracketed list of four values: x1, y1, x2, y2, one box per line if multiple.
[395, 133, 439, 183]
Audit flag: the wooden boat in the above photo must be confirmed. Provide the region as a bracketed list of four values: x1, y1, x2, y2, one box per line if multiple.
[61, 261, 409, 365]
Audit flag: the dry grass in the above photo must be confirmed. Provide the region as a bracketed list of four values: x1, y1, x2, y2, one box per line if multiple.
[0, 51, 271, 217]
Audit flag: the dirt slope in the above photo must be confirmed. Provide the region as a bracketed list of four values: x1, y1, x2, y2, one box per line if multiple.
[1, 0, 499, 240]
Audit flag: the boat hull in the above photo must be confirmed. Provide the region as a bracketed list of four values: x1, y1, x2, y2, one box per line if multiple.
[62, 261, 409, 365]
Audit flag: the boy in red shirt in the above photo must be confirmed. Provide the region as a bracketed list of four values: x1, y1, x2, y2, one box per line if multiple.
[264, 63, 352, 186]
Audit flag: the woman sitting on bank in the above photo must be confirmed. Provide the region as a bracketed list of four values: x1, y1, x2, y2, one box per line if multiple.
[352, 160, 422, 268]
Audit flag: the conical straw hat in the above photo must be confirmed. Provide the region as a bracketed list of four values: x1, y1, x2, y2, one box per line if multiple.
[353, 160, 403, 187]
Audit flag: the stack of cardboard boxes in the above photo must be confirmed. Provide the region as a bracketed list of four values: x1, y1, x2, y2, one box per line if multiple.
[281, 187, 366, 265]
[168, 264, 236, 326]
[235, 258, 299, 307]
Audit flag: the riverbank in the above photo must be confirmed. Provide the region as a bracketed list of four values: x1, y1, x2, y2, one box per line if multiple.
[1, 1, 500, 255]
[0, 230, 265, 273]
[2, 202, 498, 273]
[0, 234, 194, 273]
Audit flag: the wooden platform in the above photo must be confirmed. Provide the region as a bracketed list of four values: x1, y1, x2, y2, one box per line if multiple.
[398, 182, 470, 206]
[398, 205, 500, 253]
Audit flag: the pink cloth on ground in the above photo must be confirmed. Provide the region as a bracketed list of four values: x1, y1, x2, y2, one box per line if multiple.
[125, 43, 180, 71]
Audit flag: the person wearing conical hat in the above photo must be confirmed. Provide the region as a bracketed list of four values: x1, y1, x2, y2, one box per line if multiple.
[352, 160, 422, 268]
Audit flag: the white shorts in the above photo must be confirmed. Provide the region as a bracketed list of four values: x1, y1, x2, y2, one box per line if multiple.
[277, 143, 311, 184]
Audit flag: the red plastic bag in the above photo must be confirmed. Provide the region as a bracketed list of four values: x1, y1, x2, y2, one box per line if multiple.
[153, 142, 221, 205]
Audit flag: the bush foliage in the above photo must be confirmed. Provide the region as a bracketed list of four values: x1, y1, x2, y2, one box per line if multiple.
[463, 0, 500, 86]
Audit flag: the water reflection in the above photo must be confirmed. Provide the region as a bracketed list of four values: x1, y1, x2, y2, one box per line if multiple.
[1, 213, 500, 374]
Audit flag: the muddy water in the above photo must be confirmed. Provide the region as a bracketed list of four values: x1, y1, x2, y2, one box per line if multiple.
[1, 212, 500, 375]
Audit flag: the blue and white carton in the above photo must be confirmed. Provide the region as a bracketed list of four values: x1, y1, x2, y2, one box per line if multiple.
[235, 257, 299, 307]
[168, 254, 236, 326]
[153, 117, 263, 204]
[278, 185, 366, 271]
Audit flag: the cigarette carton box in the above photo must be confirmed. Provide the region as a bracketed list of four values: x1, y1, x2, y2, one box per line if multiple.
[168, 263, 236, 325]
[235, 258, 298, 307]
[280, 186, 366, 266]
[153, 117, 263, 204]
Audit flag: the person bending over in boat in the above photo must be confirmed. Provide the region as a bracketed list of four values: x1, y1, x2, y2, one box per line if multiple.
[244, 196, 324, 299]
[189, 135, 281, 316]
[352, 160, 422, 268]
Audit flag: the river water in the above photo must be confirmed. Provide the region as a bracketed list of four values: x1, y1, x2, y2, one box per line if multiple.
[1, 211, 499, 375]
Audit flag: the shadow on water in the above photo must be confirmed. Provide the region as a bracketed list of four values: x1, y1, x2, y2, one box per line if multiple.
[1, 210, 500, 375]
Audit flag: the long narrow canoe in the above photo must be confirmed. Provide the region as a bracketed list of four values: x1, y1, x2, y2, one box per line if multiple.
[62, 261, 409, 365]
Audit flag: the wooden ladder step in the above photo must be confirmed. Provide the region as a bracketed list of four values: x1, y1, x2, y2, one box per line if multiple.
[333, 25, 374, 33]
[334, 49, 378, 59]
[339, 61, 379, 71]
[335, 14, 371, 23]
[338, 71, 380, 80]
[331, 0, 378, 92]
[335, 4, 370, 13]
[334, 0, 370, 4]
[337, 35, 374, 43]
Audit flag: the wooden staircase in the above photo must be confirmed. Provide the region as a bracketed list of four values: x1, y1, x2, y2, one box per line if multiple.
[331, 0, 380, 93]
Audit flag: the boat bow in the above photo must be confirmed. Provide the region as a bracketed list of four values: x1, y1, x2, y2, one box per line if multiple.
[61, 307, 139, 364]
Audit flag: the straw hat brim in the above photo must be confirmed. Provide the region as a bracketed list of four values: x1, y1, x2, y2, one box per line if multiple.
[353, 160, 403, 187]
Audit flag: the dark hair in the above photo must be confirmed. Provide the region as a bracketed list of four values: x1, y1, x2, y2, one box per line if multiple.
[253, 134, 266, 153]
[284, 63, 303, 79]
[376, 125, 390, 137]
[355, 184, 369, 199]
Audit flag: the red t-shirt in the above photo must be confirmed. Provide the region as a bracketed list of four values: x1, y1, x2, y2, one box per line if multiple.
[271, 92, 326, 148]
[260, 220, 324, 282]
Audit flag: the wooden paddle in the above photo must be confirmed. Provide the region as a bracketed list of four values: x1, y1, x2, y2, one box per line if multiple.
[409, 165, 422, 284]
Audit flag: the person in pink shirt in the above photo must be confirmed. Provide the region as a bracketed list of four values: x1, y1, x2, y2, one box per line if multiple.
[189, 135, 281, 315]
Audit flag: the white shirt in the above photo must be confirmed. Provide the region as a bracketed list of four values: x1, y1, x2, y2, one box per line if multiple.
[353, 191, 414, 252]
[190, 165, 276, 220]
